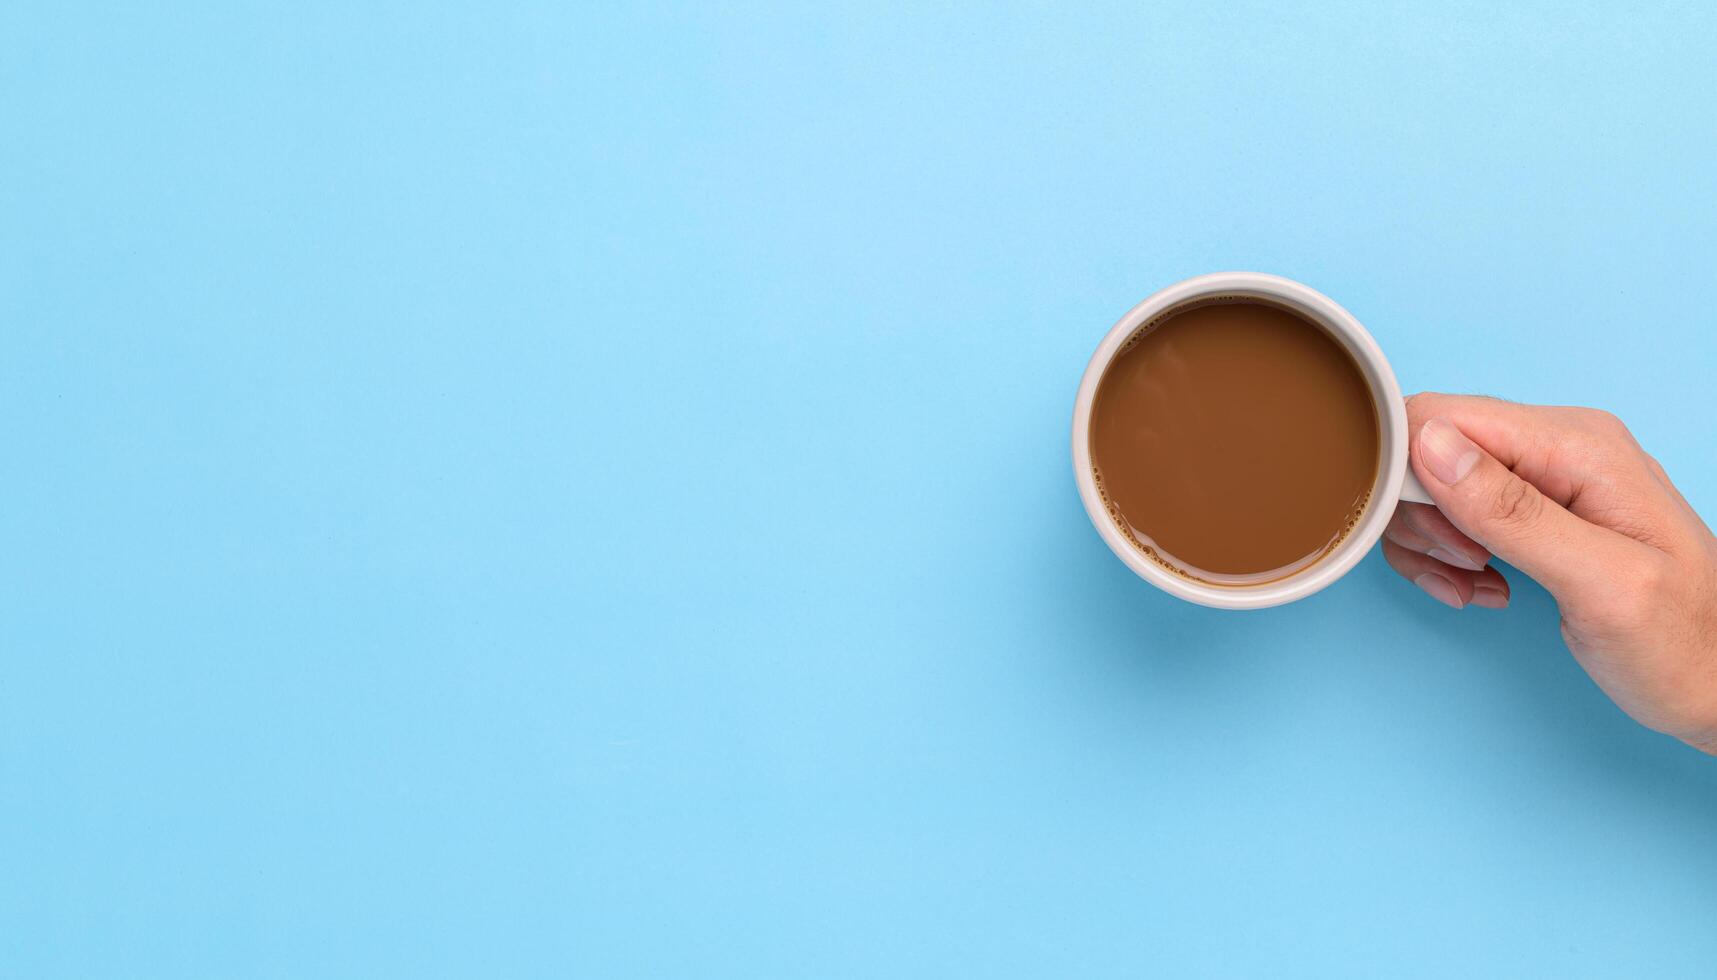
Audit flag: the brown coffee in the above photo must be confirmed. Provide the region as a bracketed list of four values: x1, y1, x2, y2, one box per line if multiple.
[1089, 297, 1379, 584]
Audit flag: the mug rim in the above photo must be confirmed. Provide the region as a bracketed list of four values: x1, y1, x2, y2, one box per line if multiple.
[1070, 272, 1410, 609]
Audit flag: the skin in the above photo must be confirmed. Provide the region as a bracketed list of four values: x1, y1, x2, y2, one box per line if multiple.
[1385, 393, 1717, 754]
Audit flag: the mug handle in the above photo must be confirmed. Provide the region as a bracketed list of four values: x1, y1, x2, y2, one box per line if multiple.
[1400, 468, 1435, 505]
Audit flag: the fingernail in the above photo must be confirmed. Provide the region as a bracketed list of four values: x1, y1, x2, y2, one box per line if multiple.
[1419, 417, 1482, 485]
[1471, 586, 1510, 609]
[1428, 546, 1485, 572]
[1414, 572, 1465, 609]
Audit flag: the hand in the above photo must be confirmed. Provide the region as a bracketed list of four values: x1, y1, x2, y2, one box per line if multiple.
[1384, 393, 1717, 754]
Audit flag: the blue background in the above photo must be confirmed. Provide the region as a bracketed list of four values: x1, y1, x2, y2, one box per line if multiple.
[5, 2, 1717, 976]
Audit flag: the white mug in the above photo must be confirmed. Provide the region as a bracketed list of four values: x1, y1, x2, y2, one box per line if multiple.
[1071, 272, 1433, 609]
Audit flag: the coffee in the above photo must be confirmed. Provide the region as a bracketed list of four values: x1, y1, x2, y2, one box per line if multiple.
[1089, 297, 1379, 584]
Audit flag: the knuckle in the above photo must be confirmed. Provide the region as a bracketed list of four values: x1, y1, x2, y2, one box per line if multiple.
[1580, 407, 1634, 442]
[1487, 478, 1544, 531]
[1645, 453, 1671, 482]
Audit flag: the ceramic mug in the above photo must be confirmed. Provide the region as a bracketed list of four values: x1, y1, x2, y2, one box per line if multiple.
[1071, 272, 1433, 609]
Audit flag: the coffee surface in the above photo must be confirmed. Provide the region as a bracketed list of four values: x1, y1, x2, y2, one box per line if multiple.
[1090, 299, 1379, 583]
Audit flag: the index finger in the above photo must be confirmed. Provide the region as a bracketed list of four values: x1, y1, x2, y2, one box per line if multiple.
[1404, 393, 1679, 534]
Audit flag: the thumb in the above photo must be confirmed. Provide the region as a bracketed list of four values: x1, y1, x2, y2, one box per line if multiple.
[1414, 416, 1621, 598]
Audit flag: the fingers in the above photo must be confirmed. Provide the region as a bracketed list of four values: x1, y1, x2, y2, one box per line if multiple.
[1386, 502, 1491, 571]
[1383, 501, 1506, 609]
[1405, 393, 1678, 527]
[1403, 394, 1591, 501]
[1382, 539, 1511, 610]
[1412, 415, 1644, 599]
